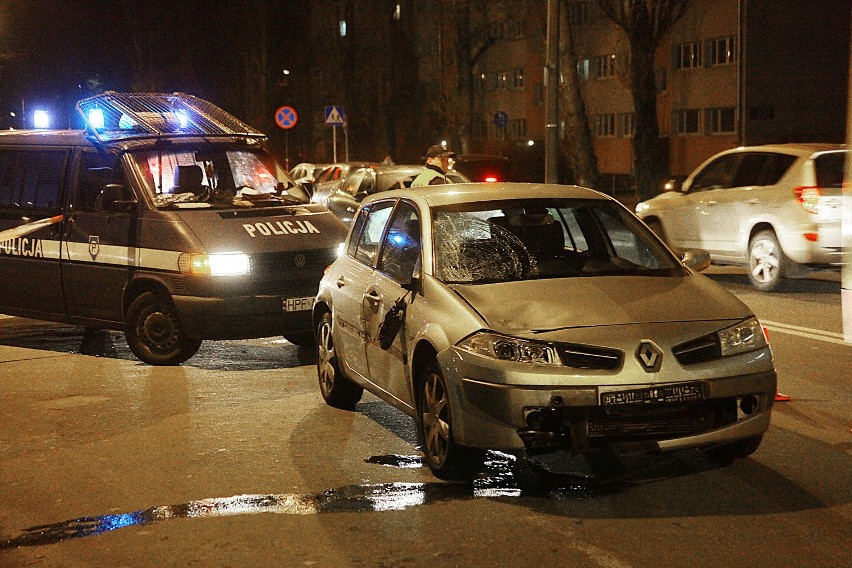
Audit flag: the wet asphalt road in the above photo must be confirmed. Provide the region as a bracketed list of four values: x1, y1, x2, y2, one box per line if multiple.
[0, 269, 850, 567]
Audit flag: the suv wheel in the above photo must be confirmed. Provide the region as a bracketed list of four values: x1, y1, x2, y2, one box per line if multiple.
[748, 230, 786, 292]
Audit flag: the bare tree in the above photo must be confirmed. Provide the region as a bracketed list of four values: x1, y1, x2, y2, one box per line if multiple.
[594, 0, 692, 200]
[558, 0, 600, 190]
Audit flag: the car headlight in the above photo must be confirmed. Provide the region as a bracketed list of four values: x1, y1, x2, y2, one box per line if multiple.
[718, 317, 767, 356]
[179, 252, 250, 276]
[635, 202, 650, 213]
[457, 331, 560, 365]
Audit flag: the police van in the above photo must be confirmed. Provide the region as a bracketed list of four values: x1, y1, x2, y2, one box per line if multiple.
[0, 92, 348, 365]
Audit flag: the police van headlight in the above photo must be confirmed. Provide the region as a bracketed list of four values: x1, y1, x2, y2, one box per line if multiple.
[179, 252, 251, 276]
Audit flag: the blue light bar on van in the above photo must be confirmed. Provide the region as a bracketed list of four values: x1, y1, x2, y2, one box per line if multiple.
[76, 92, 266, 143]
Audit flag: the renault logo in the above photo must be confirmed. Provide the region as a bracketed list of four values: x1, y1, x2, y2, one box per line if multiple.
[635, 340, 663, 373]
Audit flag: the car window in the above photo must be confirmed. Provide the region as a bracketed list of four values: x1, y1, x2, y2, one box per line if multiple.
[347, 204, 370, 257]
[760, 154, 796, 185]
[0, 149, 67, 212]
[689, 154, 739, 191]
[378, 202, 421, 283]
[340, 169, 366, 197]
[433, 199, 682, 283]
[730, 153, 772, 187]
[359, 171, 376, 196]
[815, 152, 846, 188]
[354, 201, 394, 267]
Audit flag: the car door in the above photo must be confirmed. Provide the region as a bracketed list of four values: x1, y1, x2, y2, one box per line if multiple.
[61, 149, 137, 323]
[0, 147, 69, 318]
[363, 201, 421, 409]
[332, 200, 395, 381]
[673, 152, 740, 250]
[695, 152, 784, 257]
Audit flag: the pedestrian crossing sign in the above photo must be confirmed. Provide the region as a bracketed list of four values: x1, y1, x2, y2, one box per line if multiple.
[325, 105, 345, 126]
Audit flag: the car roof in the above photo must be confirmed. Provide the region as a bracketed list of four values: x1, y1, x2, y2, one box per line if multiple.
[722, 143, 847, 157]
[361, 182, 609, 209]
[0, 130, 92, 146]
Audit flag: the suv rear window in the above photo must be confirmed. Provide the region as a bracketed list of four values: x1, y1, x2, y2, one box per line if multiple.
[815, 152, 846, 188]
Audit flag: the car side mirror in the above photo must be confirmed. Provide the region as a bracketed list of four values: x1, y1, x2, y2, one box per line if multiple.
[680, 248, 711, 272]
[99, 184, 137, 212]
[663, 179, 683, 193]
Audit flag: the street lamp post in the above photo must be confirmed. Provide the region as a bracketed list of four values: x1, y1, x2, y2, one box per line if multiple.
[544, 0, 560, 184]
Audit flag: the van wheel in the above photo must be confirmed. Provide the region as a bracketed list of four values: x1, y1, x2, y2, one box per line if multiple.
[125, 291, 201, 365]
[417, 361, 484, 480]
[748, 230, 786, 292]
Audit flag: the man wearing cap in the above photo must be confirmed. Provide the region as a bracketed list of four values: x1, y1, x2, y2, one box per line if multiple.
[411, 144, 456, 186]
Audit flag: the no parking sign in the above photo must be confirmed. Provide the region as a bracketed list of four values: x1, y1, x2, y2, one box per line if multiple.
[275, 106, 297, 129]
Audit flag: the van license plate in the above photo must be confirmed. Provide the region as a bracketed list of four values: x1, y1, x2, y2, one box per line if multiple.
[283, 296, 315, 312]
[600, 382, 704, 406]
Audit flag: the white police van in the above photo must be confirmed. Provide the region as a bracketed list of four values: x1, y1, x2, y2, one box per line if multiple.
[0, 92, 348, 365]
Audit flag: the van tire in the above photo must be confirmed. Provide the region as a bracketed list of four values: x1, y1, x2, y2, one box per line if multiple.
[125, 291, 201, 365]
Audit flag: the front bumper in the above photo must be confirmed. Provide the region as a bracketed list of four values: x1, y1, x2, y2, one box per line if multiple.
[438, 346, 776, 453]
[173, 294, 312, 339]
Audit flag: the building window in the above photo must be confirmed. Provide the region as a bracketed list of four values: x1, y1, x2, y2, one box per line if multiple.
[595, 54, 616, 79]
[577, 58, 590, 81]
[512, 68, 525, 89]
[709, 36, 737, 66]
[593, 114, 616, 137]
[493, 71, 510, 90]
[472, 117, 488, 138]
[476, 72, 487, 91]
[619, 113, 635, 137]
[509, 119, 528, 139]
[674, 41, 702, 70]
[567, 1, 589, 25]
[707, 107, 736, 133]
[674, 109, 701, 134]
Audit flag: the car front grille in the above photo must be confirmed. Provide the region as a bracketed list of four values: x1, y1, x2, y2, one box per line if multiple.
[586, 398, 737, 441]
[672, 334, 721, 365]
[556, 342, 623, 370]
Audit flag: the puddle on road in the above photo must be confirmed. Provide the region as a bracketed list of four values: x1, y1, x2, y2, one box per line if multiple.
[1, 452, 624, 550]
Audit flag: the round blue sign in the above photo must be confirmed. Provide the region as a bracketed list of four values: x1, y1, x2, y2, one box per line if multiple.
[493, 111, 509, 128]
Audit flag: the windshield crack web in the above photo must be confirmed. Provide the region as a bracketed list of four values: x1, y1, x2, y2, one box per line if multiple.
[434, 215, 534, 283]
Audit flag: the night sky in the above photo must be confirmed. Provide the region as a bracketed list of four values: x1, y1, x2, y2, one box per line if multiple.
[0, 0, 309, 130]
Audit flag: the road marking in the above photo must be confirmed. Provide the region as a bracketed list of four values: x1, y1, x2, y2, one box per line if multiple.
[761, 320, 849, 346]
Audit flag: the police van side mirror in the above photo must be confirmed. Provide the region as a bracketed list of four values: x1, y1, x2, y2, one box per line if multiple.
[100, 184, 137, 212]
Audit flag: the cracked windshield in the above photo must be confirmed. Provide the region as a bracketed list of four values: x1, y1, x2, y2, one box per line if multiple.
[433, 199, 683, 284]
[130, 148, 310, 209]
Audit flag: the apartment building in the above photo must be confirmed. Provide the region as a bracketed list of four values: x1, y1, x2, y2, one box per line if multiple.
[463, 0, 849, 185]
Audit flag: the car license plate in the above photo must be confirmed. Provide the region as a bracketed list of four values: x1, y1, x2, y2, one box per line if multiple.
[600, 382, 704, 406]
[282, 296, 314, 312]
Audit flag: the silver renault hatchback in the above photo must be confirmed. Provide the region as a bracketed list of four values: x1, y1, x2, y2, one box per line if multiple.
[313, 183, 776, 480]
[636, 144, 846, 291]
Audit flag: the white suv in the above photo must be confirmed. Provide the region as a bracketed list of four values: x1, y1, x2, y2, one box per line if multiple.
[636, 144, 846, 291]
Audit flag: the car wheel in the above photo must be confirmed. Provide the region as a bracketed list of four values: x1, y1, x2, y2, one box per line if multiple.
[748, 230, 786, 292]
[704, 434, 763, 464]
[125, 291, 201, 365]
[417, 362, 484, 480]
[316, 311, 363, 409]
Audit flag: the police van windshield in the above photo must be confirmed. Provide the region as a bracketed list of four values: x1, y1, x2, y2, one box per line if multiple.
[128, 147, 310, 209]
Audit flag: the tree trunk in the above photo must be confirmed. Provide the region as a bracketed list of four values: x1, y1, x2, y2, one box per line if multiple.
[629, 33, 662, 202]
[559, 2, 601, 190]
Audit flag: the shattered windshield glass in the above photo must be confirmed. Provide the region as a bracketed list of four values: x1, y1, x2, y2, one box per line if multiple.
[432, 199, 684, 284]
[128, 146, 310, 209]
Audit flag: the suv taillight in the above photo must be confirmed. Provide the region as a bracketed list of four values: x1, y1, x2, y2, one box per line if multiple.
[794, 186, 821, 213]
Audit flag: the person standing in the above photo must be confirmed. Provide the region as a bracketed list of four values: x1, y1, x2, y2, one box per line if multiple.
[411, 144, 456, 186]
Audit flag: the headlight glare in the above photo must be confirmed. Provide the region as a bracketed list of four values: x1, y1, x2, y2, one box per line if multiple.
[179, 252, 250, 276]
[718, 317, 767, 356]
[458, 331, 559, 365]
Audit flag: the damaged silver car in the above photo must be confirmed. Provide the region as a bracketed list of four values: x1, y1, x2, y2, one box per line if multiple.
[313, 183, 777, 480]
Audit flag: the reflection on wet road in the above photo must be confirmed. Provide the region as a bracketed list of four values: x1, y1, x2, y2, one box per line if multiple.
[0, 318, 314, 370]
[1, 450, 629, 549]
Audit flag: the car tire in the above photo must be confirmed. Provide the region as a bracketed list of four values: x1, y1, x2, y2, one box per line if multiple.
[704, 434, 763, 464]
[748, 230, 787, 292]
[417, 361, 484, 480]
[284, 330, 317, 348]
[125, 291, 202, 365]
[316, 311, 363, 409]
